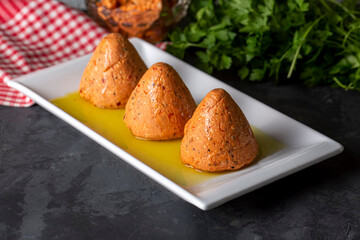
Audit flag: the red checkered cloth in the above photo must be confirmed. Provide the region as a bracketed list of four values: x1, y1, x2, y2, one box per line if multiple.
[0, 0, 108, 107]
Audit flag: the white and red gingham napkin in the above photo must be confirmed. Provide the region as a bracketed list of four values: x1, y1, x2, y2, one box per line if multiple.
[0, 0, 108, 107]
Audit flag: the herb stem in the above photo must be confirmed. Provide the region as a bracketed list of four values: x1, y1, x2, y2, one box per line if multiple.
[333, 76, 354, 90]
[287, 16, 324, 78]
[327, 0, 357, 20]
[342, 26, 360, 47]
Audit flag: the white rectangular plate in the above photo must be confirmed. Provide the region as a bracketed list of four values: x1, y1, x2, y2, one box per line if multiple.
[8, 38, 343, 210]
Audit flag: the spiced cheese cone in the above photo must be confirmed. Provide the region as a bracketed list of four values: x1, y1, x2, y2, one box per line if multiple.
[124, 62, 196, 140]
[181, 88, 258, 172]
[79, 33, 147, 108]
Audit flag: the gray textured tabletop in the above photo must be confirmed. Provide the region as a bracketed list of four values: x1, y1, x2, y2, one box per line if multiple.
[1, 76, 359, 239]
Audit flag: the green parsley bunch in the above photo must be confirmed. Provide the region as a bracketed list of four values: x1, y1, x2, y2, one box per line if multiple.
[166, 0, 360, 90]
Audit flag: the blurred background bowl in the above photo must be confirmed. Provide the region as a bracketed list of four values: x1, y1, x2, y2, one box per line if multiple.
[85, 0, 190, 43]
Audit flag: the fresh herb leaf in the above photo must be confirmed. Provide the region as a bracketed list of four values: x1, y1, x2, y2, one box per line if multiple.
[166, 0, 360, 91]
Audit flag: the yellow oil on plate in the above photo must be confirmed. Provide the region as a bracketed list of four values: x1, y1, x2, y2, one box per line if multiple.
[52, 91, 284, 187]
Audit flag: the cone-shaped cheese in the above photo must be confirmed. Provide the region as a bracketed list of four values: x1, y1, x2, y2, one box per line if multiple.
[124, 62, 196, 140]
[181, 88, 258, 172]
[79, 33, 147, 108]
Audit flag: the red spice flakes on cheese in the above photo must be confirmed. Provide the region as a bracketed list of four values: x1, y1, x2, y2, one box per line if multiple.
[181, 88, 258, 172]
[124, 62, 196, 140]
[79, 33, 147, 108]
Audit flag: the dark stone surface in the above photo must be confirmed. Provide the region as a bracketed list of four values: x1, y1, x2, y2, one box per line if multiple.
[1, 78, 360, 240]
